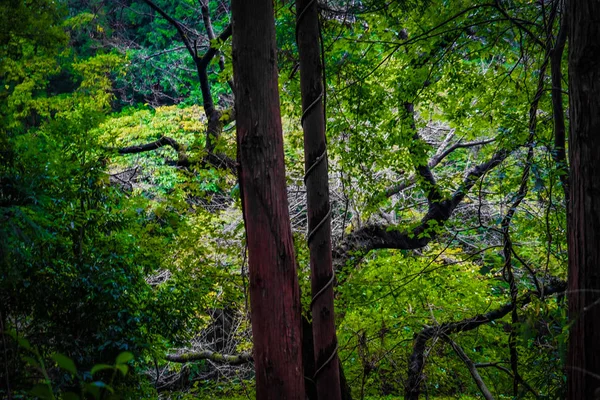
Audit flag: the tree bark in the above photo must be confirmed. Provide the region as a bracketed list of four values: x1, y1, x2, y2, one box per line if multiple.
[295, 1, 342, 400]
[567, 1, 600, 399]
[232, 0, 304, 400]
[230, 1, 306, 399]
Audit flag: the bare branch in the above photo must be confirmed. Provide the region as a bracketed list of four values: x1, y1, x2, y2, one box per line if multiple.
[475, 362, 539, 397]
[140, 0, 195, 58]
[430, 138, 496, 168]
[384, 137, 496, 198]
[118, 135, 183, 155]
[166, 350, 253, 365]
[442, 334, 494, 400]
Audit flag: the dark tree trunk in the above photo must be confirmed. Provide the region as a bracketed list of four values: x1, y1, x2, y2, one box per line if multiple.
[567, 1, 600, 399]
[295, 1, 342, 400]
[230, 1, 305, 399]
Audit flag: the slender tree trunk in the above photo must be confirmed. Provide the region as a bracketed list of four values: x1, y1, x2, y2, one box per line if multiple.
[230, 1, 305, 399]
[567, 1, 600, 399]
[295, 1, 342, 400]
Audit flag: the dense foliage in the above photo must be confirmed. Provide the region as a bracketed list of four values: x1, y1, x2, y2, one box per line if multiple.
[1, 0, 574, 399]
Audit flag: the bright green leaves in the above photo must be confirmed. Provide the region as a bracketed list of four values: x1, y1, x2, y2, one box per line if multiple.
[337, 245, 502, 396]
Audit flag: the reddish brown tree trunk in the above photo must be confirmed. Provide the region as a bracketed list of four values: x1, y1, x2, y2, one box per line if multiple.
[230, 1, 305, 399]
[567, 1, 600, 399]
[295, 1, 342, 399]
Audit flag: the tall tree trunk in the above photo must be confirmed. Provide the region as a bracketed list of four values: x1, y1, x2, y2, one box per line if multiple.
[230, 1, 305, 399]
[295, 1, 342, 400]
[567, 1, 600, 399]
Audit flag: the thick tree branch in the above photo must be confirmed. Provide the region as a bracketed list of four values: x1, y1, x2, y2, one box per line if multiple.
[166, 350, 252, 365]
[118, 136, 189, 165]
[334, 148, 509, 272]
[196, 23, 232, 125]
[117, 135, 236, 172]
[118, 136, 183, 155]
[404, 280, 566, 400]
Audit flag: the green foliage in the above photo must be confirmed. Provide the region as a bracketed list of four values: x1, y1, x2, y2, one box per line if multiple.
[2, 0, 570, 398]
[7, 332, 135, 400]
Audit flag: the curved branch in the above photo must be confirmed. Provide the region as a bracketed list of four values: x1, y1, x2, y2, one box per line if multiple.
[117, 136, 236, 172]
[430, 138, 496, 168]
[166, 350, 253, 365]
[404, 280, 566, 400]
[118, 136, 183, 155]
[334, 148, 509, 272]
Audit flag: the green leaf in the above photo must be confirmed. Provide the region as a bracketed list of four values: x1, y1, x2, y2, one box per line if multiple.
[115, 351, 133, 365]
[115, 363, 129, 376]
[51, 353, 77, 375]
[30, 383, 54, 399]
[62, 392, 80, 400]
[17, 336, 33, 351]
[90, 363, 113, 375]
[82, 383, 101, 399]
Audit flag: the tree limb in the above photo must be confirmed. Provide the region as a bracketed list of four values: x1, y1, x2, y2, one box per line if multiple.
[475, 362, 539, 398]
[118, 136, 189, 166]
[384, 137, 496, 198]
[140, 0, 195, 57]
[442, 334, 495, 400]
[403, 279, 566, 400]
[334, 148, 509, 273]
[166, 350, 253, 365]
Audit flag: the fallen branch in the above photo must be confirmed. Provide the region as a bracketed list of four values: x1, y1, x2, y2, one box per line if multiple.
[166, 350, 253, 366]
[117, 135, 236, 172]
[118, 136, 183, 155]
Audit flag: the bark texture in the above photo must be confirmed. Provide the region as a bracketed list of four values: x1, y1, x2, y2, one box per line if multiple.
[295, 1, 342, 399]
[567, 1, 600, 399]
[231, 1, 305, 398]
